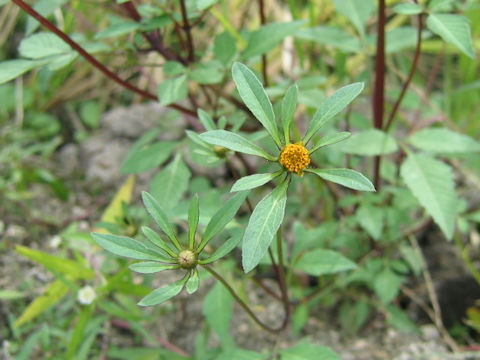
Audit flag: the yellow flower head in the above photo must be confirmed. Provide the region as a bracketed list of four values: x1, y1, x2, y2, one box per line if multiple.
[279, 142, 310, 175]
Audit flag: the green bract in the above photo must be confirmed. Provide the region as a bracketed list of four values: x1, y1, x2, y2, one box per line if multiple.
[199, 62, 374, 273]
[92, 191, 247, 306]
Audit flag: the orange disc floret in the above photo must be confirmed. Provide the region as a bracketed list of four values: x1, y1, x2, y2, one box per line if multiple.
[279, 142, 310, 175]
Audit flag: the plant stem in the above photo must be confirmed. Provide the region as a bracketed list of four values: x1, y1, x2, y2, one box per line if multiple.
[120, 2, 187, 65]
[179, 0, 195, 63]
[202, 265, 285, 333]
[275, 228, 291, 328]
[12, 0, 196, 117]
[258, 0, 268, 86]
[384, 10, 423, 132]
[409, 236, 459, 352]
[372, 0, 386, 191]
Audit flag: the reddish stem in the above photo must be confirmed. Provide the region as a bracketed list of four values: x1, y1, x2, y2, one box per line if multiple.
[179, 0, 195, 62]
[384, 10, 423, 132]
[259, 0, 268, 86]
[372, 0, 386, 190]
[120, 2, 186, 64]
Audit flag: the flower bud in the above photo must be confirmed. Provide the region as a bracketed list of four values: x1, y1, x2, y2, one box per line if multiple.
[177, 250, 197, 269]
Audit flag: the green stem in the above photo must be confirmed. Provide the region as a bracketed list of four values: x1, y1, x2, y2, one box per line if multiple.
[275, 228, 291, 328]
[202, 265, 285, 333]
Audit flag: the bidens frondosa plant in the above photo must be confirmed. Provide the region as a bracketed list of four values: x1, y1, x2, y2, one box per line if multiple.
[200, 62, 375, 272]
[93, 62, 374, 331]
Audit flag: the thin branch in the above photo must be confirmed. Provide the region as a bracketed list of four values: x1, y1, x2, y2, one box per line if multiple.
[12, 0, 196, 117]
[384, 10, 423, 132]
[179, 0, 195, 62]
[409, 236, 459, 352]
[202, 265, 286, 333]
[120, 2, 186, 64]
[372, 0, 386, 191]
[258, 0, 268, 86]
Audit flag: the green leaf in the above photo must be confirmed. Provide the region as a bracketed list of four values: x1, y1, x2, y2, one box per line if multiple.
[188, 195, 200, 249]
[186, 270, 199, 294]
[186, 130, 212, 151]
[303, 82, 364, 144]
[157, 75, 188, 106]
[339, 300, 370, 335]
[19, 32, 71, 59]
[0, 60, 43, 85]
[92, 233, 170, 261]
[340, 129, 398, 156]
[407, 128, 480, 153]
[141, 226, 178, 258]
[243, 21, 305, 58]
[215, 349, 267, 360]
[14, 280, 69, 328]
[150, 154, 191, 210]
[400, 153, 457, 239]
[138, 276, 187, 306]
[129, 262, 179, 274]
[94, 21, 140, 39]
[374, 268, 404, 304]
[203, 282, 234, 347]
[292, 304, 309, 335]
[198, 191, 248, 251]
[356, 205, 384, 240]
[332, 0, 375, 37]
[26, 0, 68, 35]
[295, 249, 356, 276]
[198, 109, 216, 131]
[16, 246, 94, 279]
[242, 180, 289, 273]
[190, 60, 224, 84]
[231, 172, 282, 192]
[282, 85, 298, 144]
[428, 0, 455, 11]
[393, 3, 424, 15]
[295, 27, 362, 53]
[196, 0, 219, 10]
[200, 230, 242, 264]
[386, 305, 420, 333]
[199, 130, 276, 160]
[142, 191, 181, 248]
[280, 341, 340, 360]
[163, 61, 187, 76]
[309, 132, 351, 154]
[121, 141, 177, 174]
[66, 304, 93, 359]
[306, 168, 375, 192]
[0, 290, 24, 300]
[386, 27, 430, 54]
[79, 101, 100, 129]
[399, 244, 422, 276]
[231, 62, 281, 147]
[214, 31, 236, 65]
[426, 14, 475, 59]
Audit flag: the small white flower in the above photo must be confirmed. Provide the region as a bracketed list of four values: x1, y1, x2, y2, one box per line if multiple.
[49, 235, 62, 248]
[77, 286, 96, 305]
